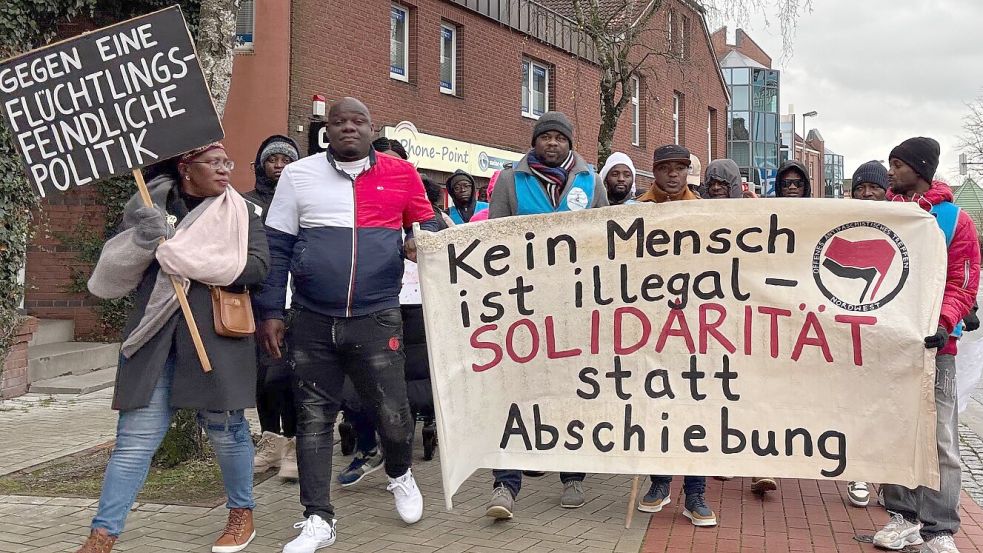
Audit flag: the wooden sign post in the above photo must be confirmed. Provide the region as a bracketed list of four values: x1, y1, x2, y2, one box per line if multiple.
[0, 6, 226, 371]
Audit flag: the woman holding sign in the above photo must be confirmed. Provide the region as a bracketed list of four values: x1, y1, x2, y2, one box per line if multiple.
[80, 143, 270, 553]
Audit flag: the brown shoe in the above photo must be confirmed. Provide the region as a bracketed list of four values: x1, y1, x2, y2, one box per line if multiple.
[212, 508, 256, 553]
[76, 528, 116, 553]
[750, 477, 777, 494]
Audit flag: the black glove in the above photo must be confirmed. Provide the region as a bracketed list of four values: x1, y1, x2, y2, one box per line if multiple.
[965, 303, 980, 332]
[924, 326, 949, 349]
[132, 206, 174, 250]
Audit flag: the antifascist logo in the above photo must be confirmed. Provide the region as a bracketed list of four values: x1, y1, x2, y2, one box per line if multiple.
[812, 221, 910, 312]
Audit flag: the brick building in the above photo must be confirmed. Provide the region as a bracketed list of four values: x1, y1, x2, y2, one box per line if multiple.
[23, 0, 729, 338]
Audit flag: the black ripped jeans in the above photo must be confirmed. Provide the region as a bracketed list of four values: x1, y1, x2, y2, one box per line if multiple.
[288, 306, 415, 520]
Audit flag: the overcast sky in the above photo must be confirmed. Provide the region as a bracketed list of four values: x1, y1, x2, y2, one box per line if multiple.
[719, 0, 983, 181]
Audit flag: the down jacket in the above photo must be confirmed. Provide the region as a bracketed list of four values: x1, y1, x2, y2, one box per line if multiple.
[889, 181, 981, 355]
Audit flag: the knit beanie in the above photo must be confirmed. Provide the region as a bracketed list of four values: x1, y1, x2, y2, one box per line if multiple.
[851, 160, 888, 191]
[259, 137, 299, 165]
[889, 137, 940, 183]
[531, 111, 575, 146]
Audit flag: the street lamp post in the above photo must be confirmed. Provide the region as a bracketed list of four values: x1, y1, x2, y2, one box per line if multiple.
[801, 110, 818, 141]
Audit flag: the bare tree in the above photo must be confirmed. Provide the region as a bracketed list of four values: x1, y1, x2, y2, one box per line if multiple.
[960, 93, 983, 179]
[196, 0, 241, 116]
[566, 0, 810, 166]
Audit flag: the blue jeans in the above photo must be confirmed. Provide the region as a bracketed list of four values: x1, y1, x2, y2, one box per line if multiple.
[91, 354, 255, 536]
[651, 475, 706, 495]
[493, 470, 586, 499]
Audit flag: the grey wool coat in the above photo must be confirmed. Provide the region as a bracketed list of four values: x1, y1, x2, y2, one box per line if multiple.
[89, 174, 270, 411]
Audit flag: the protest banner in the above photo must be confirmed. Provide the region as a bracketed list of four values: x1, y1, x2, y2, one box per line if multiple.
[416, 199, 947, 509]
[0, 6, 223, 371]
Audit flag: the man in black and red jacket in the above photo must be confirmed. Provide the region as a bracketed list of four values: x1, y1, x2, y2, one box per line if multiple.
[255, 97, 437, 552]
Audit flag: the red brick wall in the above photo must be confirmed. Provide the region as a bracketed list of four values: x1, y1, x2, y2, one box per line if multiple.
[288, 0, 729, 188]
[1, 317, 37, 398]
[710, 26, 773, 69]
[24, 187, 107, 339]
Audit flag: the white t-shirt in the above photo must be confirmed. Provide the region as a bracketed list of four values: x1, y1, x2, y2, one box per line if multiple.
[335, 157, 370, 180]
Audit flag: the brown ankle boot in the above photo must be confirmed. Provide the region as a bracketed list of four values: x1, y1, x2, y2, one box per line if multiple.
[212, 508, 255, 553]
[76, 528, 116, 553]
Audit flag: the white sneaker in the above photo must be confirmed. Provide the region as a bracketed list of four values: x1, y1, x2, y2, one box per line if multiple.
[253, 432, 288, 473]
[922, 534, 960, 553]
[847, 481, 870, 507]
[873, 512, 924, 550]
[387, 469, 423, 524]
[282, 515, 336, 553]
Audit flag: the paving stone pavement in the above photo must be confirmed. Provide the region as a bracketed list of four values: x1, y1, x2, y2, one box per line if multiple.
[6, 379, 983, 552]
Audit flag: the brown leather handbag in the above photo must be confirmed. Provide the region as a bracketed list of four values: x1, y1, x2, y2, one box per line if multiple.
[210, 286, 255, 338]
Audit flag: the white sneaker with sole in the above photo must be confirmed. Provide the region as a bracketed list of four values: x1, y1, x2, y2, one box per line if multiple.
[282, 515, 336, 553]
[922, 534, 960, 553]
[847, 481, 870, 507]
[872, 512, 923, 550]
[388, 469, 423, 524]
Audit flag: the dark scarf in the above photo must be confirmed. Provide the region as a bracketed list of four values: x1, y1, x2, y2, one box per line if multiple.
[253, 174, 277, 204]
[527, 150, 575, 207]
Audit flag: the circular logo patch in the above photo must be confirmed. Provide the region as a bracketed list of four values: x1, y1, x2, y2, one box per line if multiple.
[388, 337, 401, 351]
[566, 188, 589, 211]
[812, 221, 910, 312]
[478, 152, 490, 172]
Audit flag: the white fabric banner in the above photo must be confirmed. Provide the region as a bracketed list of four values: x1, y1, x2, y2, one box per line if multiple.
[416, 199, 947, 508]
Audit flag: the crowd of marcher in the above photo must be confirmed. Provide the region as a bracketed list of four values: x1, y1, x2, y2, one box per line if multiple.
[75, 97, 980, 553]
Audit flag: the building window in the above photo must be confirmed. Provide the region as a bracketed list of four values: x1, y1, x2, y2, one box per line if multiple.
[680, 15, 690, 59]
[708, 108, 717, 161]
[390, 4, 409, 81]
[522, 58, 549, 118]
[667, 10, 674, 56]
[235, 0, 255, 49]
[631, 77, 640, 146]
[440, 24, 457, 94]
[673, 92, 682, 145]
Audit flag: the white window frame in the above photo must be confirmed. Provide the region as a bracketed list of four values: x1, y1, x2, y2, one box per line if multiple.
[631, 77, 640, 146]
[521, 58, 549, 119]
[390, 4, 409, 82]
[673, 92, 681, 145]
[667, 10, 674, 55]
[440, 24, 457, 95]
[235, 0, 255, 51]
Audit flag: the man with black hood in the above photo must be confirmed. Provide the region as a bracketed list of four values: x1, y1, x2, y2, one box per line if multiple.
[244, 135, 301, 481]
[774, 160, 812, 198]
[445, 169, 486, 224]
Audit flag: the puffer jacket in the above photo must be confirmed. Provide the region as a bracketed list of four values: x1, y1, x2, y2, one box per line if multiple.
[889, 180, 981, 355]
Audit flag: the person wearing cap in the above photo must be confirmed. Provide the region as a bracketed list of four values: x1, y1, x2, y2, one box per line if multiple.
[638, 144, 699, 202]
[850, 160, 889, 202]
[599, 152, 637, 205]
[873, 138, 980, 553]
[485, 111, 606, 520]
[245, 135, 302, 482]
[78, 143, 271, 553]
[488, 111, 607, 219]
[774, 160, 812, 198]
[635, 144, 717, 528]
[699, 158, 743, 199]
[446, 169, 487, 223]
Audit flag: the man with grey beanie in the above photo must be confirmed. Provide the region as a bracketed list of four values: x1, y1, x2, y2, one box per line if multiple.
[485, 111, 606, 520]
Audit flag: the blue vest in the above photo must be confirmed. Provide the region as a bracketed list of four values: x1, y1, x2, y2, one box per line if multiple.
[449, 201, 488, 224]
[931, 201, 965, 338]
[514, 171, 595, 215]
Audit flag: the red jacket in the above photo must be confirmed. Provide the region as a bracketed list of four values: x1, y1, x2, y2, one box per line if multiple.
[889, 181, 981, 355]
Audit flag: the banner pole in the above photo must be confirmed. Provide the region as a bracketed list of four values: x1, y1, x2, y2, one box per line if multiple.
[625, 475, 641, 529]
[132, 169, 213, 373]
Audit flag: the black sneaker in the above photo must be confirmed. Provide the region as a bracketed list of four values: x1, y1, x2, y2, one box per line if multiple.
[637, 480, 671, 512]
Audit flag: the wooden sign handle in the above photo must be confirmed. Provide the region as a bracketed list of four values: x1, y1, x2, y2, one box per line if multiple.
[132, 169, 213, 373]
[625, 475, 641, 529]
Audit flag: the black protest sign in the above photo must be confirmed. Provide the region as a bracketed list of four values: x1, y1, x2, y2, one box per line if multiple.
[0, 6, 223, 198]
